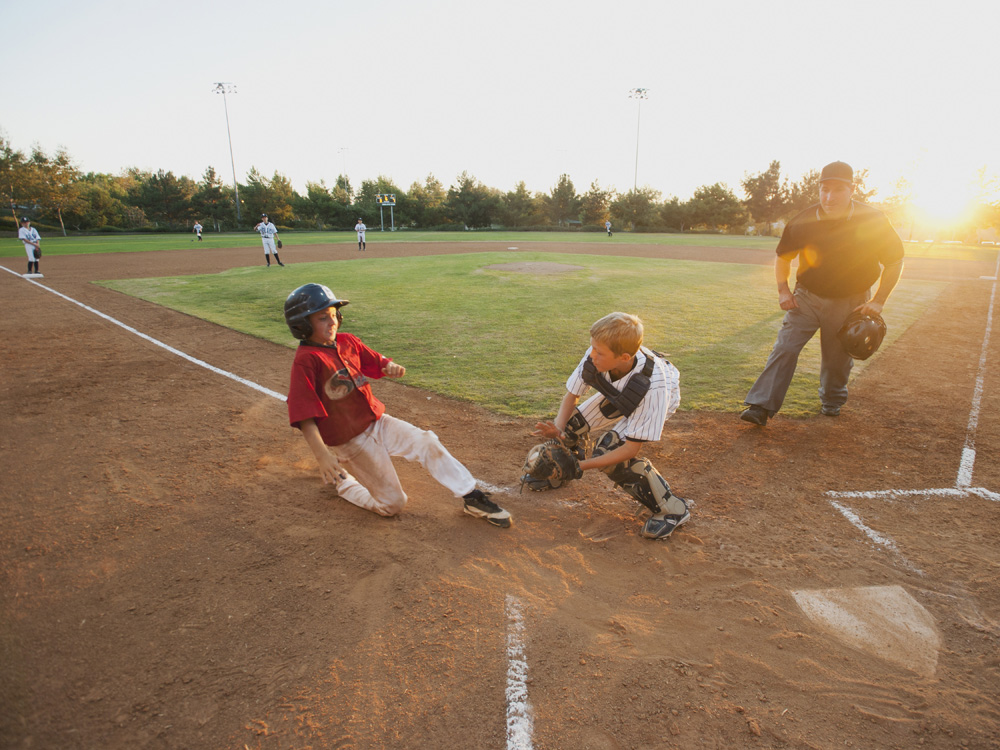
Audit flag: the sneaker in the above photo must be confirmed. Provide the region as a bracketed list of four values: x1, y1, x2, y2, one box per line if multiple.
[641, 504, 690, 540]
[821, 404, 841, 417]
[278, 261, 285, 267]
[740, 404, 769, 426]
[463, 490, 511, 528]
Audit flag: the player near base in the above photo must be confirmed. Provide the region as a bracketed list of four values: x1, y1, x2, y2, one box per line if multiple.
[284, 283, 511, 527]
[254, 213, 285, 267]
[521, 312, 691, 540]
[18, 217, 41, 276]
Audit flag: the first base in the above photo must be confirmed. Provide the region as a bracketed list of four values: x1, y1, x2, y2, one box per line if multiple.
[23, 273, 44, 278]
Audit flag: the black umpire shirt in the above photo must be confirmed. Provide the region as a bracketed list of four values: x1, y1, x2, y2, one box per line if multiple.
[776, 201, 904, 299]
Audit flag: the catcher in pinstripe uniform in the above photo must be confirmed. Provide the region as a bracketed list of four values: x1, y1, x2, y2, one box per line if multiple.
[521, 312, 691, 540]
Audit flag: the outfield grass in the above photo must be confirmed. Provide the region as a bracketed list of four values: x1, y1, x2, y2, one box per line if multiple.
[6, 230, 993, 261]
[99, 252, 945, 419]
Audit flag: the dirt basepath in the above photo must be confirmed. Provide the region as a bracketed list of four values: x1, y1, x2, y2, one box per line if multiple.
[2, 241, 998, 750]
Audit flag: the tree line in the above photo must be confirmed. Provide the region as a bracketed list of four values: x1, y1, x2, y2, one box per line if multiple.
[2, 134, 996, 239]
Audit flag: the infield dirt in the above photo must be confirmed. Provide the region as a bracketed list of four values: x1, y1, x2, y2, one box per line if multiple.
[2, 241, 999, 750]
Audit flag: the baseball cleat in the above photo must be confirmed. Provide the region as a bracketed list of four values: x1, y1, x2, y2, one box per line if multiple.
[740, 404, 769, 426]
[641, 506, 690, 540]
[821, 404, 841, 417]
[463, 490, 511, 528]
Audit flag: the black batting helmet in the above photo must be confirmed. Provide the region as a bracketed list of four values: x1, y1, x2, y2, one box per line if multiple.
[837, 310, 886, 360]
[284, 283, 349, 340]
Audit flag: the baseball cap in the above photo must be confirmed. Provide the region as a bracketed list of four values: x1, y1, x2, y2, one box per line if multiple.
[820, 161, 853, 184]
[261, 213, 268, 218]
[20, 216, 29, 223]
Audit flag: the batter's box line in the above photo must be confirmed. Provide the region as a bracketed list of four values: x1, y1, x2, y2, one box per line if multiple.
[826, 486, 1000, 502]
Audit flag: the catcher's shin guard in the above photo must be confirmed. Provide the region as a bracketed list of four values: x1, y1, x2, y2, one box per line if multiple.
[593, 432, 686, 517]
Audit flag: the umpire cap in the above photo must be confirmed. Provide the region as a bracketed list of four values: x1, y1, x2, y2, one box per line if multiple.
[284, 283, 350, 340]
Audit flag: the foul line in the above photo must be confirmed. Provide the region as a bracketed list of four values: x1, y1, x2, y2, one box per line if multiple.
[826, 251, 1000, 561]
[3, 267, 287, 401]
[505, 595, 534, 750]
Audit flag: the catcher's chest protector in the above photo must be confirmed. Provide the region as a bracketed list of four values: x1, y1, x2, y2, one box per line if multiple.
[581, 353, 658, 419]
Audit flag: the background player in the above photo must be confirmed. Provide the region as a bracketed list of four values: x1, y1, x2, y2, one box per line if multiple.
[284, 283, 510, 527]
[254, 213, 285, 267]
[18, 217, 41, 276]
[522, 312, 691, 540]
[605, 219, 612, 236]
[354, 218, 367, 251]
[193, 221, 203, 241]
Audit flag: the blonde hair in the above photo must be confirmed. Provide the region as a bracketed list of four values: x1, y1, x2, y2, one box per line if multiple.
[590, 312, 643, 357]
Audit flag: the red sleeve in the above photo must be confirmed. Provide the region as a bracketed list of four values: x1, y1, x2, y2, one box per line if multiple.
[342, 333, 390, 379]
[287, 350, 328, 429]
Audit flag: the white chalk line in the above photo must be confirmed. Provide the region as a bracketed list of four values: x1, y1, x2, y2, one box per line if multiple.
[505, 595, 534, 750]
[4, 267, 288, 401]
[10, 267, 536, 738]
[826, 250, 1000, 560]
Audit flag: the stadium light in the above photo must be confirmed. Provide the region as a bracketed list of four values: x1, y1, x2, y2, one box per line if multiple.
[213, 82, 242, 221]
[628, 87, 649, 192]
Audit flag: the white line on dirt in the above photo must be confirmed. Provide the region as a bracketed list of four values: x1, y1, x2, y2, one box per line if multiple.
[2, 268, 288, 401]
[505, 595, 534, 750]
[825, 250, 999, 556]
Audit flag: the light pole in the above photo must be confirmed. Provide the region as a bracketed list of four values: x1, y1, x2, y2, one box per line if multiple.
[213, 82, 242, 221]
[628, 87, 648, 192]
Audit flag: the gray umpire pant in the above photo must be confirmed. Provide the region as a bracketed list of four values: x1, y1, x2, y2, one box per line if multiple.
[745, 287, 868, 415]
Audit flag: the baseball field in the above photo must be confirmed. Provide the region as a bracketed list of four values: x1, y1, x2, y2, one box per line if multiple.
[2, 235, 999, 749]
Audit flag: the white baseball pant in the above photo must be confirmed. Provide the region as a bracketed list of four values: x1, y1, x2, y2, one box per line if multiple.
[331, 414, 476, 516]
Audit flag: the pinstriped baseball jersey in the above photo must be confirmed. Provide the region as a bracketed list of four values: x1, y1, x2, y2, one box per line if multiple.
[566, 345, 680, 441]
[256, 221, 278, 239]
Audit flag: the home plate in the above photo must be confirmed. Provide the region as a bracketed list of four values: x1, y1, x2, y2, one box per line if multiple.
[791, 585, 941, 677]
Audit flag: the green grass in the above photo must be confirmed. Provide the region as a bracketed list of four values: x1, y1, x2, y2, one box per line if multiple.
[98, 252, 946, 419]
[6, 229, 993, 261]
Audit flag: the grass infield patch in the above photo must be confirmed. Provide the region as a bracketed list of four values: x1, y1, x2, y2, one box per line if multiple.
[99, 252, 945, 418]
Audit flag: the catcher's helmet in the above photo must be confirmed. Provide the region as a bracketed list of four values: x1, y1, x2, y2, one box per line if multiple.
[837, 310, 886, 360]
[284, 283, 349, 340]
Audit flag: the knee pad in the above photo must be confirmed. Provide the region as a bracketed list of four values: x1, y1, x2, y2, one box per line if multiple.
[563, 410, 592, 460]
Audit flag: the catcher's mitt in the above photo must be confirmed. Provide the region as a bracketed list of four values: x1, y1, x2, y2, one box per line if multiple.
[521, 439, 582, 492]
[33, 247, 41, 260]
[276, 240, 283, 249]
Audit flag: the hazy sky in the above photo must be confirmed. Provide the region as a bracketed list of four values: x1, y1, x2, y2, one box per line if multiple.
[3, 0, 996, 210]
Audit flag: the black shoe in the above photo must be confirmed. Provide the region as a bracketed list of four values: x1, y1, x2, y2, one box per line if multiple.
[463, 490, 511, 528]
[740, 404, 769, 426]
[821, 404, 841, 417]
[641, 505, 690, 540]
[278, 262, 285, 267]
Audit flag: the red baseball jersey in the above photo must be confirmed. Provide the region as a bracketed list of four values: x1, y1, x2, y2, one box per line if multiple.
[287, 334, 391, 446]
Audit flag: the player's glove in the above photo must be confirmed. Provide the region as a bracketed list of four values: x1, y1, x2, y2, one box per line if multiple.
[33, 247, 41, 260]
[520, 439, 582, 492]
[276, 240, 283, 249]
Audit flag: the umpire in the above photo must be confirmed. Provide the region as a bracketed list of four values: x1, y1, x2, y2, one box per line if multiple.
[740, 161, 904, 426]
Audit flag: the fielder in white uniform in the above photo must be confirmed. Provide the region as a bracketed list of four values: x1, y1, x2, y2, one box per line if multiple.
[524, 312, 691, 540]
[18, 217, 42, 276]
[193, 221, 203, 241]
[254, 213, 285, 267]
[605, 220, 612, 236]
[354, 218, 366, 251]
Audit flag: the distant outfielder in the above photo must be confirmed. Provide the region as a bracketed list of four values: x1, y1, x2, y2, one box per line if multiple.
[254, 213, 285, 267]
[193, 221, 203, 241]
[521, 312, 691, 540]
[18, 217, 42, 277]
[354, 218, 367, 251]
[605, 219, 612, 237]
